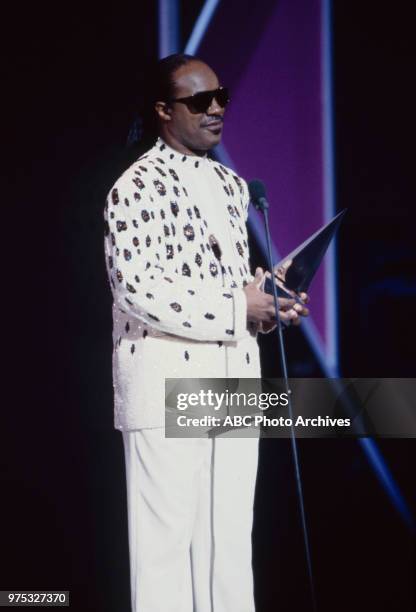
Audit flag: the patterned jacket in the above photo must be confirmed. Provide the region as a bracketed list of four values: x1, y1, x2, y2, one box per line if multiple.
[104, 137, 262, 430]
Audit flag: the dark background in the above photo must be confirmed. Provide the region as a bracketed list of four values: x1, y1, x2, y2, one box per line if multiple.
[2, 1, 414, 610]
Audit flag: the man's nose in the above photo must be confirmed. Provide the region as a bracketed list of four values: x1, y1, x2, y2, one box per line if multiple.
[206, 97, 224, 115]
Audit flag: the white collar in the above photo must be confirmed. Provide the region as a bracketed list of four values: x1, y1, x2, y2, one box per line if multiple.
[155, 137, 209, 163]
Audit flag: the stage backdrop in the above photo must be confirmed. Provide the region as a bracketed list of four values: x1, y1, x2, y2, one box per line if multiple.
[196, 0, 336, 370]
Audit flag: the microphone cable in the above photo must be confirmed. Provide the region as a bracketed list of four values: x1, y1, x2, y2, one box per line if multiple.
[249, 179, 318, 612]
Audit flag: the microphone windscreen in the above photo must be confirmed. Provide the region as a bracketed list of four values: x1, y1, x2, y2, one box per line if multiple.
[248, 179, 267, 204]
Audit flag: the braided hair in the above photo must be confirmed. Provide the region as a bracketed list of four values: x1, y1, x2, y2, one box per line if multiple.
[127, 53, 198, 154]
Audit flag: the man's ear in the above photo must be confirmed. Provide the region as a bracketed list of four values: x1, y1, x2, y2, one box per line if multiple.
[155, 101, 172, 121]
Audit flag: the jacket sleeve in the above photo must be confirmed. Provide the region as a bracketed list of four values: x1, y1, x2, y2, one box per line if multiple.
[104, 171, 248, 342]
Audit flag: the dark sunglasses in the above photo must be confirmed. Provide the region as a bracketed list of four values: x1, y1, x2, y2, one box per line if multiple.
[168, 87, 230, 114]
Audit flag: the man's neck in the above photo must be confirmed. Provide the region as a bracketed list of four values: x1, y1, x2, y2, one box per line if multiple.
[158, 132, 207, 158]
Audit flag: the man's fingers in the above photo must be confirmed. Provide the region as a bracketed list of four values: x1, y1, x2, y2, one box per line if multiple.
[267, 307, 299, 322]
[294, 303, 310, 317]
[266, 299, 299, 314]
[279, 309, 299, 323]
[298, 292, 310, 303]
[277, 297, 296, 310]
[254, 267, 264, 280]
[254, 267, 265, 288]
[274, 259, 293, 281]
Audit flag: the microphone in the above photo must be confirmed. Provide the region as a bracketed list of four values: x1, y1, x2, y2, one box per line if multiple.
[248, 179, 269, 211]
[248, 177, 317, 612]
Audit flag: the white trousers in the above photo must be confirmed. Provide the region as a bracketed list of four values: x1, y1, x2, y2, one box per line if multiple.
[122, 429, 259, 612]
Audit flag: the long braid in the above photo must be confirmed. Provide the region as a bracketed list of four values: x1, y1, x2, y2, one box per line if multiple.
[126, 53, 198, 155]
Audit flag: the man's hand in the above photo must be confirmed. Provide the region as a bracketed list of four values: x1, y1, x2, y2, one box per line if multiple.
[243, 267, 300, 328]
[270, 260, 310, 324]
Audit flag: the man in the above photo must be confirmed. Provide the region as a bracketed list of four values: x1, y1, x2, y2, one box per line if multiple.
[104, 54, 308, 612]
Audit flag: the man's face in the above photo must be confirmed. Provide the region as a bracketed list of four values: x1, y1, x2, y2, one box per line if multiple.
[158, 61, 226, 153]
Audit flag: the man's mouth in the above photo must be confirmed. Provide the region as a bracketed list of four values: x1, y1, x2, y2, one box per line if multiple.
[203, 120, 223, 131]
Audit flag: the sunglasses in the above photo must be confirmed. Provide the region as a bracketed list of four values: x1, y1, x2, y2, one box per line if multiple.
[168, 87, 230, 114]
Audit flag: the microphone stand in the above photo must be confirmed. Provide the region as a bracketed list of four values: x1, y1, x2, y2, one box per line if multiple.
[257, 199, 318, 612]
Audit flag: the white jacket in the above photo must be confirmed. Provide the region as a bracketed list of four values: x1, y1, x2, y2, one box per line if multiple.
[104, 137, 262, 430]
